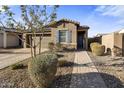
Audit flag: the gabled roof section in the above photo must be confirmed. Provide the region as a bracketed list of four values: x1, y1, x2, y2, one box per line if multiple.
[47, 18, 80, 27]
[58, 18, 80, 25]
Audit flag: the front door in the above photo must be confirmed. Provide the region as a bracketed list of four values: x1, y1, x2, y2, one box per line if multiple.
[77, 34, 83, 49]
[18, 35, 22, 48]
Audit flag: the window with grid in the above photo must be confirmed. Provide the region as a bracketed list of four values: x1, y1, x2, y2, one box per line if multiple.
[59, 30, 66, 42]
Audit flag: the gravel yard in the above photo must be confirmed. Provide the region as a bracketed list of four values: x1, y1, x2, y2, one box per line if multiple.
[51, 51, 75, 88]
[0, 51, 75, 88]
[88, 52, 124, 88]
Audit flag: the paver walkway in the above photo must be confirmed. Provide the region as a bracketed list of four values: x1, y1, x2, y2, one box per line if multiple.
[70, 51, 106, 88]
[0, 48, 47, 69]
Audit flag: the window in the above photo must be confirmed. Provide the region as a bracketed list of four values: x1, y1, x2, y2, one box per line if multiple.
[70, 31, 72, 43]
[59, 30, 66, 42]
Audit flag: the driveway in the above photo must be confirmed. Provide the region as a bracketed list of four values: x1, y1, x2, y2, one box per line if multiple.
[0, 48, 47, 69]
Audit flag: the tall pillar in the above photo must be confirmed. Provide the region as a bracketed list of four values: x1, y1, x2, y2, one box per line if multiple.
[3, 32, 7, 48]
[23, 33, 26, 48]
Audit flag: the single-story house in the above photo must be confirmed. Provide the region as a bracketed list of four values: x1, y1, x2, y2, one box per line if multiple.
[0, 27, 23, 48]
[0, 19, 90, 50]
[102, 29, 124, 56]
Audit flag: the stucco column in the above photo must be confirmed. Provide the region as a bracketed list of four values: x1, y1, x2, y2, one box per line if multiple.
[3, 32, 7, 48]
[23, 33, 26, 48]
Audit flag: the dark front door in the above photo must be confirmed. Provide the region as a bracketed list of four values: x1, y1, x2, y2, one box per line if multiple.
[77, 33, 84, 49]
[18, 35, 22, 48]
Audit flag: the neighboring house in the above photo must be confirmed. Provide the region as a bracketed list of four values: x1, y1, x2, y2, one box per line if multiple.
[102, 29, 124, 56]
[0, 19, 90, 50]
[0, 27, 23, 48]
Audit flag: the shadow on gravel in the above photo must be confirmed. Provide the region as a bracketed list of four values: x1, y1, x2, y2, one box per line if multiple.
[0, 51, 30, 54]
[51, 72, 124, 88]
[99, 72, 124, 88]
[59, 61, 102, 67]
[109, 63, 124, 67]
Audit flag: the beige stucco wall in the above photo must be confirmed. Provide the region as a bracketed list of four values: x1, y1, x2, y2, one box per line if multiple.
[102, 33, 114, 52]
[114, 33, 123, 49]
[23, 34, 52, 48]
[6, 33, 20, 47]
[0, 33, 3, 48]
[51, 22, 77, 49]
[51, 28, 57, 43]
[113, 33, 123, 56]
[102, 33, 123, 56]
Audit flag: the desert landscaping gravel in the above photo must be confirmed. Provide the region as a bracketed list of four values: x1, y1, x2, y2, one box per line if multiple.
[51, 51, 75, 88]
[88, 52, 124, 88]
[0, 51, 75, 88]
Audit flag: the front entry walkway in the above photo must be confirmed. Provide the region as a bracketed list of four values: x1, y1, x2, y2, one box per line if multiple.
[70, 51, 106, 88]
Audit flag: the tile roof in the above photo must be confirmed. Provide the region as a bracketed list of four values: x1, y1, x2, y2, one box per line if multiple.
[59, 18, 80, 25]
[47, 18, 89, 28]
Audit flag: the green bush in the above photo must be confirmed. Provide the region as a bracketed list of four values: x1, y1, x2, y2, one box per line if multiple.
[28, 52, 58, 88]
[56, 43, 61, 48]
[11, 63, 25, 70]
[90, 42, 105, 56]
[55, 43, 63, 51]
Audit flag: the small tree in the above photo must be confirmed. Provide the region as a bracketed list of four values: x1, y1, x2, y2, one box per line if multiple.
[0, 5, 59, 57]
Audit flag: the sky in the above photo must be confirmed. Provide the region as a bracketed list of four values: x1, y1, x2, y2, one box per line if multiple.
[0, 5, 124, 37]
[57, 5, 124, 37]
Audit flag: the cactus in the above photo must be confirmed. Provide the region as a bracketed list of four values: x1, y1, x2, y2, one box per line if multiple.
[28, 52, 58, 87]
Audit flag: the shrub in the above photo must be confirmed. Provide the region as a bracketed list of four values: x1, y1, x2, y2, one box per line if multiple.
[56, 43, 61, 48]
[90, 42, 105, 56]
[55, 43, 63, 51]
[11, 63, 25, 70]
[58, 58, 67, 66]
[48, 42, 54, 50]
[28, 52, 58, 88]
[112, 47, 122, 56]
[88, 37, 102, 50]
[90, 42, 100, 50]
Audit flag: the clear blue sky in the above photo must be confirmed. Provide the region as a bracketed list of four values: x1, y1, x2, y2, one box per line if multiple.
[1, 5, 124, 37]
[57, 5, 124, 37]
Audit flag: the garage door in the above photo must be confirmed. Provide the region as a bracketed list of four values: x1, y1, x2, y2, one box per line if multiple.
[7, 34, 19, 48]
[32, 35, 52, 48]
[0, 33, 3, 48]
